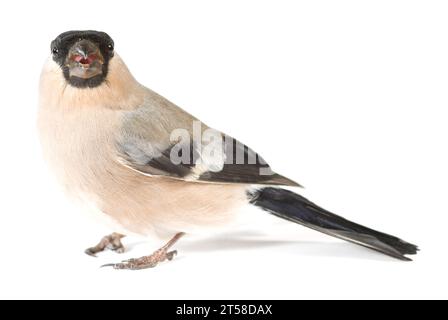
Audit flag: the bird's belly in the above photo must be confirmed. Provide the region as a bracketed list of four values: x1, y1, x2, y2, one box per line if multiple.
[99, 177, 250, 238]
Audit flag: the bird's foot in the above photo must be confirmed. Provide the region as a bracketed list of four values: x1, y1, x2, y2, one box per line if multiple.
[85, 233, 126, 257]
[103, 248, 178, 270]
[101, 232, 185, 270]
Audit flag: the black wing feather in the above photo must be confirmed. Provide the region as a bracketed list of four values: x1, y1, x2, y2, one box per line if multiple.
[119, 135, 301, 187]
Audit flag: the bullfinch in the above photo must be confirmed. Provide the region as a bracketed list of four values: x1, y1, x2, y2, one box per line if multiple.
[38, 30, 418, 270]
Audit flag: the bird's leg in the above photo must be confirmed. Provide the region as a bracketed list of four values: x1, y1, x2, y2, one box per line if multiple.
[85, 233, 126, 257]
[102, 232, 185, 270]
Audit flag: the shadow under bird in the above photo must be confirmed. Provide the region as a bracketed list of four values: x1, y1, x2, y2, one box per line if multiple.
[38, 30, 418, 270]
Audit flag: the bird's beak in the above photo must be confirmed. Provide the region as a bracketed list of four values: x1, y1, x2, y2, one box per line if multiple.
[66, 39, 105, 80]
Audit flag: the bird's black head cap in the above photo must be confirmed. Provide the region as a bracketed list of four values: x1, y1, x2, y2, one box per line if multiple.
[51, 30, 114, 88]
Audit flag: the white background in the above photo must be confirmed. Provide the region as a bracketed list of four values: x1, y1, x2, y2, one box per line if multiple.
[0, 0, 447, 300]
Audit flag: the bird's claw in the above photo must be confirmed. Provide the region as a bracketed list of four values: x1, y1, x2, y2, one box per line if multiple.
[84, 233, 125, 257]
[85, 248, 99, 257]
[102, 249, 178, 270]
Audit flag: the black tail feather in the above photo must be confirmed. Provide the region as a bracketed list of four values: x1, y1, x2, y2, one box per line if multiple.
[249, 187, 418, 261]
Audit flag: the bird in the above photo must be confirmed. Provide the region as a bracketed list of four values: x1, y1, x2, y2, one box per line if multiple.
[38, 30, 418, 270]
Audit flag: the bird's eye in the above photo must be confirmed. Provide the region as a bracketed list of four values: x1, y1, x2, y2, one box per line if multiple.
[107, 44, 114, 51]
[52, 47, 59, 54]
